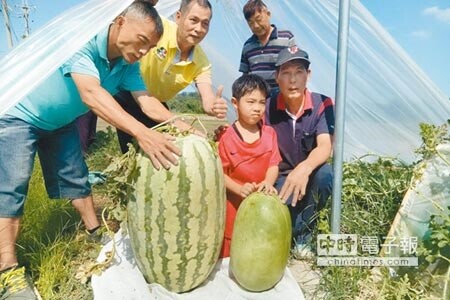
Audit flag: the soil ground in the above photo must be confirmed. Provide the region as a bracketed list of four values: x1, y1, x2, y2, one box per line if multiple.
[288, 259, 322, 299]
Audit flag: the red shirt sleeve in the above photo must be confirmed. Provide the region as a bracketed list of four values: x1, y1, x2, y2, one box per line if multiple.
[218, 138, 230, 174]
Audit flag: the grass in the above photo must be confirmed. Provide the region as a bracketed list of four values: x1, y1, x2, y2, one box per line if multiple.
[339, 155, 413, 238]
[12, 119, 449, 299]
[315, 156, 414, 299]
[17, 159, 97, 299]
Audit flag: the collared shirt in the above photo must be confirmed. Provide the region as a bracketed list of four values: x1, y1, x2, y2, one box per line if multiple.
[239, 24, 295, 90]
[8, 26, 146, 130]
[139, 17, 212, 102]
[277, 91, 312, 138]
[284, 102, 306, 137]
[265, 89, 335, 174]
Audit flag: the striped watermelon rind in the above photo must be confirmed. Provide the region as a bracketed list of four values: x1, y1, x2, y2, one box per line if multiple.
[127, 134, 226, 293]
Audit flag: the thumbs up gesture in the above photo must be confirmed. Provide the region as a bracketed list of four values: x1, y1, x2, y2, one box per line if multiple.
[211, 85, 227, 119]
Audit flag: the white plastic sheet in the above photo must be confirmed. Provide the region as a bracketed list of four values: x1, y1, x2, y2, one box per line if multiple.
[384, 143, 450, 254]
[0, 0, 134, 116]
[91, 230, 304, 300]
[0, 0, 449, 161]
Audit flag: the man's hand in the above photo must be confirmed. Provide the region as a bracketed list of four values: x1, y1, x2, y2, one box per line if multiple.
[211, 85, 227, 119]
[135, 129, 181, 170]
[240, 182, 257, 198]
[279, 163, 313, 206]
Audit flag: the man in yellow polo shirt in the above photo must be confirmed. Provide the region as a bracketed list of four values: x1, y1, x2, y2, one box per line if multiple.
[139, 14, 212, 102]
[77, 0, 228, 154]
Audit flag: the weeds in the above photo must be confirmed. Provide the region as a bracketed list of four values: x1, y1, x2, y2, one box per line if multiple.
[318, 155, 413, 299]
[15, 159, 97, 299]
[320, 266, 368, 299]
[319, 121, 450, 299]
[340, 155, 413, 238]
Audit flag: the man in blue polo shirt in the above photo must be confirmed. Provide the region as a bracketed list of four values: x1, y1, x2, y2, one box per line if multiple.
[266, 46, 335, 256]
[240, 0, 296, 92]
[0, 2, 181, 298]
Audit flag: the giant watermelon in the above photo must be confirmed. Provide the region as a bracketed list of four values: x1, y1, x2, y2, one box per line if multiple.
[127, 134, 226, 293]
[230, 192, 291, 292]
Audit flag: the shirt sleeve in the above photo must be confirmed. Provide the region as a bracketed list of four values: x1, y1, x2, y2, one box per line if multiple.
[218, 136, 231, 174]
[316, 97, 335, 135]
[194, 67, 212, 85]
[120, 62, 147, 92]
[61, 40, 99, 79]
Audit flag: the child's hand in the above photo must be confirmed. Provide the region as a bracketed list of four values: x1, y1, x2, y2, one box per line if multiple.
[240, 182, 257, 198]
[213, 124, 229, 142]
[257, 181, 278, 195]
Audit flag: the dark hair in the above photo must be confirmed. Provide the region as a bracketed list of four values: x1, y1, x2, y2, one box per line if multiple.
[243, 0, 267, 20]
[180, 0, 212, 16]
[120, 1, 164, 37]
[232, 74, 270, 100]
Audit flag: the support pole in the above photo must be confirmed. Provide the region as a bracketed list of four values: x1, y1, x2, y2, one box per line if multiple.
[331, 0, 351, 233]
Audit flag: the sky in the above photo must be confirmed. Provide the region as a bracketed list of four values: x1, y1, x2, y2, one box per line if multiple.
[1, 0, 449, 97]
[359, 0, 450, 97]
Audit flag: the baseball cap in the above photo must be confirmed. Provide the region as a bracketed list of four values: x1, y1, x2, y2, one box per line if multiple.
[275, 46, 310, 67]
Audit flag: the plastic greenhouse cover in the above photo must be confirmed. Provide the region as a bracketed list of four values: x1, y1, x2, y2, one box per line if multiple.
[0, 0, 449, 162]
[0, 0, 134, 116]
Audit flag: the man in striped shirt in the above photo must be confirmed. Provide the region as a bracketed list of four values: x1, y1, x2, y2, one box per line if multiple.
[239, 0, 296, 93]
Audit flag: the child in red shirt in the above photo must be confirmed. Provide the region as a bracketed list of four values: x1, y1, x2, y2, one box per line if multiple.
[218, 74, 282, 257]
